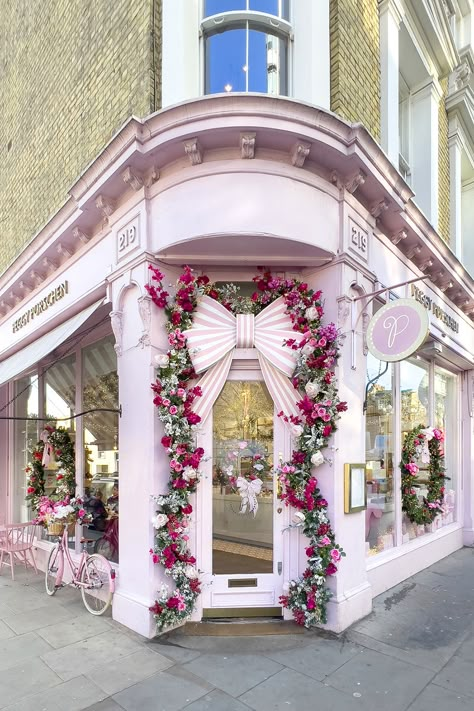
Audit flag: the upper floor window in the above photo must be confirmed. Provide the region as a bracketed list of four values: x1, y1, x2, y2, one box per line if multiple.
[203, 0, 291, 96]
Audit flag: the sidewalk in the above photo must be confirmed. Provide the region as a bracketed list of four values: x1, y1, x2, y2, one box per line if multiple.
[0, 548, 473, 711]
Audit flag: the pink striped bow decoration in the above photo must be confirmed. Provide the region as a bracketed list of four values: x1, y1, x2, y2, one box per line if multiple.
[183, 295, 304, 424]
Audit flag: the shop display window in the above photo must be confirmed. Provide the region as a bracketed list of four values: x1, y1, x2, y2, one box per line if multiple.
[366, 350, 459, 557]
[365, 353, 395, 556]
[434, 366, 458, 529]
[82, 335, 119, 563]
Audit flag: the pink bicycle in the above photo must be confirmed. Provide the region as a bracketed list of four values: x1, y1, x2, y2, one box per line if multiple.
[45, 523, 115, 615]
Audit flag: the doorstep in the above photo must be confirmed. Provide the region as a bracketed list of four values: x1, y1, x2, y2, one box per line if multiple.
[176, 618, 305, 636]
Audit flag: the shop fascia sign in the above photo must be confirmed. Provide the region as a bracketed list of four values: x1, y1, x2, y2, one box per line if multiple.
[12, 281, 69, 334]
[411, 284, 459, 334]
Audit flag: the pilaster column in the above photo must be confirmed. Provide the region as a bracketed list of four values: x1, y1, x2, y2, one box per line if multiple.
[109, 260, 171, 638]
[379, 0, 404, 164]
[449, 129, 463, 258]
[162, 0, 200, 107]
[293, 0, 330, 109]
[411, 79, 443, 227]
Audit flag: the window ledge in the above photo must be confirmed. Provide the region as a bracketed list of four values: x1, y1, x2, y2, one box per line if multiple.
[366, 522, 462, 571]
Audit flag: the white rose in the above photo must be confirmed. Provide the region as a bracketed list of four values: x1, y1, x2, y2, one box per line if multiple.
[290, 424, 303, 438]
[302, 343, 314, 355]
[151, 513, 169, 529]
[182, 466, 198, 482]
[185, 565, 198, 579]
[292, 511, 305, 524]
[305, 381, 320, 399]
[154, 353, 169, 368]
[305, 306, 318, 321]
[311, 451, 324, 467]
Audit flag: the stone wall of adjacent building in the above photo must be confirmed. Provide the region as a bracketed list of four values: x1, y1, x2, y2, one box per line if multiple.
[329, 0, 381, 141]
[438, 78, 451, 244]
[0, 0, 162, 275]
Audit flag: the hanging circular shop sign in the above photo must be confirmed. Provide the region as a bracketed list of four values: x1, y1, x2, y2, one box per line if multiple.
[367, 298, 429, 362]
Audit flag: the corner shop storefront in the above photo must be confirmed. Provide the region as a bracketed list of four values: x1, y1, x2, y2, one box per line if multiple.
[0, 96, 473, 637]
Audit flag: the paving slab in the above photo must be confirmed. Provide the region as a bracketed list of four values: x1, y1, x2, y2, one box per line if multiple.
[182, 689, 252, 710]
[0, 631, 52, 672]
[40, 630, 143, 681]
[406, 683, 474, 711]
[85, 648, 174, 695]
[112, 666, 213, 711]
[2, 600, 76, 634]
[2, 675, 108, 711]
[239, 667, 361, 711]
[183, 652, 282, 697]
[0, 620, 15, 641]
[325, 647, 435, 711]
[36, 614, 113, 648]
[84, 701, 125, 711]
[431, 656, 474, 699]
[0, 656, 61, 709]
[263, 635, 362, 681]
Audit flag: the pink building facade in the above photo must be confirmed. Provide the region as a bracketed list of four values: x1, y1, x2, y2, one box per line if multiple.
[1, 96, 473, 637]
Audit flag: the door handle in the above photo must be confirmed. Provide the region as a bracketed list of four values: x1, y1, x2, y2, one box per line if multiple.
[277, 562, 282, 575]
[277, 507, 282, 514]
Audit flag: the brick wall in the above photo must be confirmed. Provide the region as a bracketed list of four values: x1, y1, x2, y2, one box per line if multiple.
[330, 0, 381, 141]
[438, 78, 450, 244]
[0, 0, 162, 275]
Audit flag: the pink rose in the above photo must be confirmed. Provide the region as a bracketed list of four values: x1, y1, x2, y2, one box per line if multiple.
[318, 535, 331, 547]
[330, 548, 341, 562]
[169, 405, 178, 415]
[78, 509, 86, 518]
[162, 398, 171, 407]
[177, 388, 186, 399]
[406, 462, 419, 475]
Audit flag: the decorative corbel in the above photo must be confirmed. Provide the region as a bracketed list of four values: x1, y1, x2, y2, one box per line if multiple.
[57, 243, 73, 260]
[345, 170, 367, 194]
[145, 166, 160, 187]
[417, 257, 433, 273]
[439, 279, 454, 293]
[122, 166, 144, 191]
[72, 227, 91, 244]
[183, 138, 202, 166]
[9, 290, 21, 305]
[390, 229, 407, 245]
[337, 295, 352, 329]
[405, 243, 422, 260]
[42, 257, 57, 275]
[96, 194, 116, 219]
[370, 198, 389, 220]
[290, 140, 311, 168]
[138, 295, 152, 347]
[110, 310, 123, 357]
[240, 132, 256, 159]
[29, 270, 42, 287]
[18, 280, 32, 295]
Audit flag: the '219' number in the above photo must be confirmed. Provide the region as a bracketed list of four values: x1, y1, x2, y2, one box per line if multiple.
[118, 225, 137, 253]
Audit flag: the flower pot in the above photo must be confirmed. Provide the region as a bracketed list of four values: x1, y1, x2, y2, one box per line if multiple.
[46, 516, 75, 536]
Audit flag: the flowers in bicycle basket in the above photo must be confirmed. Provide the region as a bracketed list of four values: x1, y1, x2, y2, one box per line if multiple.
[34, 496, 91, 526]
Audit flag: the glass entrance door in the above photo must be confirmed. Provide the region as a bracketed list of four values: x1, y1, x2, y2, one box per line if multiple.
[212, 380, 274, 576]
[200, 371, 288, 616]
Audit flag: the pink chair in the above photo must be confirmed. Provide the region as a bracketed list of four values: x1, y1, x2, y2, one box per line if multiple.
[0, 523, 38, 580]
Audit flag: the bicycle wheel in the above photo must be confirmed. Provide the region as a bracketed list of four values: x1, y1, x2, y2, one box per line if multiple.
[94, 537, 113, 560]
[45, 544, 61, 596]
[80, 554, 113, 615]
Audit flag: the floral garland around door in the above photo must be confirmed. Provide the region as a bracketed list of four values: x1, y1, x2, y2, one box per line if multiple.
[401, 424, 447, 525]
[25, 425, 76, 511]
[147, 266, 347, 630]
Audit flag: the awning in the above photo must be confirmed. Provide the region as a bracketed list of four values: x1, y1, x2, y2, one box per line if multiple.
[0, 299, 104, 387]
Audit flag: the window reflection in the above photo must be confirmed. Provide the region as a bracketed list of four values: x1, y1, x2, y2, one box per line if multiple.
[365, 354, 395, 556]
[205, 0, 288, 18]
[82, 335, 119, 562]
[13, 376, 39, 523]
[205, 26, 287, 95]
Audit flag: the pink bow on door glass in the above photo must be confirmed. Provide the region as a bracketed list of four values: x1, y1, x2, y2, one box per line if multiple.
[183, 295, 304, 425]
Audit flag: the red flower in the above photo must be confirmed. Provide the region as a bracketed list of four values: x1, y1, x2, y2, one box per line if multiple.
[166, 596, 180, 609]
[186, 412, 201, 425]
[325, 562, 338, 576]
[197, 275, 209, 286]
[190, 578, 201, 594]
[322, 425, 332, 437]
[305, 546, 315, 557]
[149, 601, 163, 615]
[336, 401, 348, 412]
[161, 436, 173, 448]
[27, 486, 35, 494]
[182, 504, 193, 515]
[33, 452, 42, 461]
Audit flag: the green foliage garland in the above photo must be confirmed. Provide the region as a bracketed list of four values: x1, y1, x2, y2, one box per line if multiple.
[400, 424, 447, 525]
[25, 426, 76, 511]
